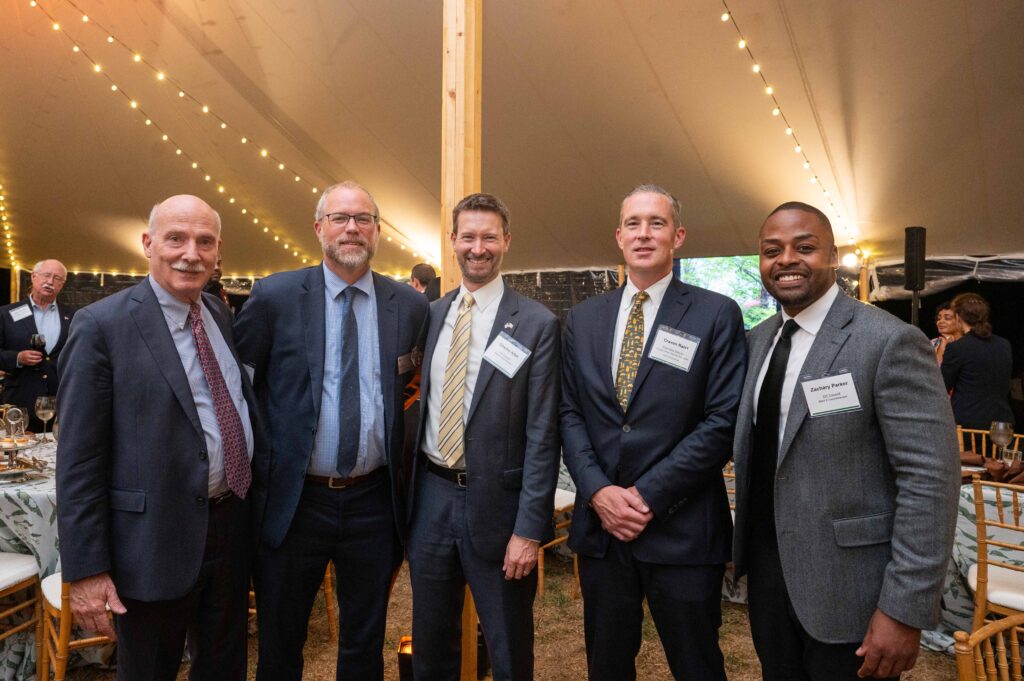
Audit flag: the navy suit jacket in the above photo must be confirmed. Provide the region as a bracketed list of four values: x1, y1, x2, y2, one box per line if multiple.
[560, 277, 747, 565]
[233, 267, 428, 548]
[0, 299, 74, 412]
[409, 285, 561, 561]
[56, 279, 268, 601]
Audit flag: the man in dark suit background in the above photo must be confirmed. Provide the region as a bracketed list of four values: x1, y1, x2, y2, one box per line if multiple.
[234, 181, 427, 681]
[407, 193, 560, 681]
[57, 195, 266, 680]
[561, 184, 746, 681]
[0, 259, 74, 431]
[731, 202, 959, 680]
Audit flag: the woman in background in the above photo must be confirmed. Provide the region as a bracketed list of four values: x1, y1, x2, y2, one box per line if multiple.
[931, 301, 963, 365]
[942, 293, 1014, 429]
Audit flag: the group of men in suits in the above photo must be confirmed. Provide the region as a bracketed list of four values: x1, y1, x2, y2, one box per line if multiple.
[52, 180, 960, 681]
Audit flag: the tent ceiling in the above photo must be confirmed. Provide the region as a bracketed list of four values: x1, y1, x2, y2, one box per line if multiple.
[2, 0, 1021, 278]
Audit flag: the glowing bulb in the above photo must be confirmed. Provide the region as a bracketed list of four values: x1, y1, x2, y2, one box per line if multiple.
[273, 236, 279, 241]
[110, 85, 117, 91]
[241, 137, 248, 144]
[312, 187, 318, 193]
[294, 176, 300, 182]
[229, 198, 236, 204]
[810, 176, 817, 184]
[30, 1, 37, 7]
[81, 14, 88, 21]
[260, 149, 268, 157]
[204, 175, 211, 181]
[771, 107, 780, 116]
[176, 149, 182, 155]
[765, 86, 773, 95]
[412, 252, 418, 257]
[252, 218, 258, 223]
[145, 119, 152, 125]
[162, 134, 169, 141]
[293, 251, 298, 257]
[218, 186, 225, 193]
[130, 100, 138, 108]
[191, 162, 198, 168]
[178, 91, 185, 98]
[738, 39, 746, 49]
[201, 105, 209, 113]
[156, 72, 165, 81]
[794, 145, 802, 153]
[785, 127, 793, 135]
[386, 236, 393, 242]
[241, 209, 247, 214]
[72, 46, 80, 52]
[302, 258, 308, 264]
[220, 122, 227, 129]
[133, 54, 141, 62]
[841, 252, 859, 269]
[278, 163, 285, 170]
[399, 245, 405, 251]
[721, 12, 730, 21]
[283, 244, 288, 250]
[52, 22, 60, 31]
[263, 227, 269, 233]
[107, 36, 114, 44]
[752, 64, 760, 73]
[93, 64, 102, 73]
[803, 161, 810, 169]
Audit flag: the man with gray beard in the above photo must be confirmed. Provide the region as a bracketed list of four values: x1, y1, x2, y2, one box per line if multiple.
[234, 181, 428, 680]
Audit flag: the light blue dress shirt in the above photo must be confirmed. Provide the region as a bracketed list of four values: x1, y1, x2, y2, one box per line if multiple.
[150, 277, 255, 496]
[29, 298, 61, 354]
[308, 265, 386, 477]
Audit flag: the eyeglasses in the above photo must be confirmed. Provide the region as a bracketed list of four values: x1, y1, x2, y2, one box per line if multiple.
[323, 212, 378, 227]
[34, 272, 66, 284]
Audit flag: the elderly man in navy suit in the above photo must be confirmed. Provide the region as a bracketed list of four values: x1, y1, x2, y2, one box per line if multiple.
[0, 259, 74, 431]
[561, 184, 746, 681]
[234, 181, 427, 681]
[57, 195, 267, 680]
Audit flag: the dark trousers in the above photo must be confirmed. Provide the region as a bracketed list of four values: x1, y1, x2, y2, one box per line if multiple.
[254, 469, 400, 681]
[407, 468, 537, 681]
[114, 495, 251, 681]
[746, 529, 899, 681]
[577, 539, 726, 681]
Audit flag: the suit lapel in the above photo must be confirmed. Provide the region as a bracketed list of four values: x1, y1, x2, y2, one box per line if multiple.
[129, 280, 203, 437]
[734, 314, 782, 488]
[627, 279, 692, 407]
[777, 293, 854, 465]
[302, 268, 327, 418]
[52, 303, 73, 355]
[598, 287, 625, 407]
[373, 273, 398, 453]
[466, 286, 519, 426]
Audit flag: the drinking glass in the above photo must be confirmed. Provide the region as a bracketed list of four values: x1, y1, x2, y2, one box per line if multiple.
[1002, 449, 1022, 468]
[35, 396, 56, 443]
[990, 421, 1014, 461]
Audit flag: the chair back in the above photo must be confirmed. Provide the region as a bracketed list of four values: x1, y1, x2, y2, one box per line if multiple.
[972, 478, 1024, 630]
[723, 460, 736, 511]
[961, 427, 1024, 459]
[954, 612, 1024, 680]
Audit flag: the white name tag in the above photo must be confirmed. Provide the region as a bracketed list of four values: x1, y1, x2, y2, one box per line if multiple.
[648, 325, 700, 372]
[483, 332, 531, 378]
[800, 371, 862, 417]
[9, 305, 31, 322]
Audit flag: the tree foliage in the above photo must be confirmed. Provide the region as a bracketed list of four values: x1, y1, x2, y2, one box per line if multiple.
[677, 255, 778, 330]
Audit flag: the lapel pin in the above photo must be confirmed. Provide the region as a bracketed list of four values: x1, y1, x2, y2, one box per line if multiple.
[504, 322, 513, 330]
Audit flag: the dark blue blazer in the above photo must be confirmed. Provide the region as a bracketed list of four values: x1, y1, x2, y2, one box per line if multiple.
[0, 299, 74, 412]
[56, 278, 268, 601]
[233, 267, 428, 548]
[560, 277, 747, 565]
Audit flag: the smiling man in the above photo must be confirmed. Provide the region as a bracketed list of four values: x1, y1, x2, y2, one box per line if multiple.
[561, 184, 746, 681]
[731, 202, 960, 680]
[407, 193, 560, 681]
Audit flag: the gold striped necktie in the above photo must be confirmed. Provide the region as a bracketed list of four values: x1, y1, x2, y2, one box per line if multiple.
[437, 292, 475, 468]
[615, 290, 649, 411]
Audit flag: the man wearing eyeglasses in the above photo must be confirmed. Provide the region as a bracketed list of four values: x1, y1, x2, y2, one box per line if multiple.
[234, 181, 428, 681]
[0, 259, 74, 431]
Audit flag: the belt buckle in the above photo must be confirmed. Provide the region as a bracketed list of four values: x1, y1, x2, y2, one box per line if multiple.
[328, 476, 350, 489]
[455, 471, 467, 488]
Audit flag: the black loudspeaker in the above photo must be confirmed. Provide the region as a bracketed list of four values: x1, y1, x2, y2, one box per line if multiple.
[904, 226, 926, 291]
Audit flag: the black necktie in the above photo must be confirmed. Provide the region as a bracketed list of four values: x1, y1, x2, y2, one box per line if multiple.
[336, 287, 361, 477]
[749, 319, 800, 533]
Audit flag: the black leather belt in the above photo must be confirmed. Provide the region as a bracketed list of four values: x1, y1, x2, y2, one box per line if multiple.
[426, 459, 467, 488]
[305, 466, 387, 489]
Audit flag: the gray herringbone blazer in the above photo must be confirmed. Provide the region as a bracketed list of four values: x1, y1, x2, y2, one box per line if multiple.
[732, 290, 961, 643]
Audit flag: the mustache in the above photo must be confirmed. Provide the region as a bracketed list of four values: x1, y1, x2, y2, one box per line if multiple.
[171, 261, 207, 274]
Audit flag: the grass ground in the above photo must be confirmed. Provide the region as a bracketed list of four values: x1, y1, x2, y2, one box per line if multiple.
[70, 559, 956, 680]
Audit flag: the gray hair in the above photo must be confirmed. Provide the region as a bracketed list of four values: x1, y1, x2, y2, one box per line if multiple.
[315, 181, 380, 221]
[32, 259, 67, 276]
[147, 200, 222, 236]
[622, 184, 682, 227]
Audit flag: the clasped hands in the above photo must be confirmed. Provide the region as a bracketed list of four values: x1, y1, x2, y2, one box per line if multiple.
[590, 485, 652, 542]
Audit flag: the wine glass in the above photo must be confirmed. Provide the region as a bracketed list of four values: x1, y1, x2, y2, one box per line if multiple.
[990, 421, 1014, 462]
[35, 396, 56, 443]
[28, 334, 46, 352]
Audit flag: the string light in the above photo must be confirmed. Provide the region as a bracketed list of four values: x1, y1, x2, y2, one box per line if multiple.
[719, 1, 860, 247]
[0, 183, 19, 269]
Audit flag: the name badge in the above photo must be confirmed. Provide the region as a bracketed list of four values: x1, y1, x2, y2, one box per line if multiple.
[800, 370, 862, 417]
[648, 325, 700, 372]
[397, 352, 414, 374]
[9, 305, 31, 322]
[483, 332, 531, 378]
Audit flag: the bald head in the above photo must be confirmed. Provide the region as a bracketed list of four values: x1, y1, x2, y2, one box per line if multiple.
[143, 194, 222, 303]
[148, 195, 222, 237]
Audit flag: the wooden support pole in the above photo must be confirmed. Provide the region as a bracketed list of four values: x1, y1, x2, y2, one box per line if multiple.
[859, 262, 870, 302]
[441, 1, 482, 679]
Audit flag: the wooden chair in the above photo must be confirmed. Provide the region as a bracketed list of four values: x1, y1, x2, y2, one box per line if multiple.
[39, 572, 111, 681]
[961, 427, 1024, 459]
[538, 488, 578, 598]
[248, 563, 338, 641]
[954, 612, 1024, 680]
[0, 553, 43, 681]
[723, 461, 736, 514]
[970, 478, 1024, 631]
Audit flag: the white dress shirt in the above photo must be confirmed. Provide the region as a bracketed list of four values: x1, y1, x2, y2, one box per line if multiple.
[423, 275, 505, 469]
[753, 283, 841, 452]
[610, 272, 674, 380]
[29, 298, 61, 354]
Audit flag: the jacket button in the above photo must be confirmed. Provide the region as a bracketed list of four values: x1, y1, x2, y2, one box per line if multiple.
[42, 374, 48, 379]
[622, 424, 631, 433]
[196, 496, 206, 506]
[199, 451, 208, 461]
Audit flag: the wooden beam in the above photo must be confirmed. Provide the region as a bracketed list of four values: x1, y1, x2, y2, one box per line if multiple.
[441, 2, 482, 679]
[440, 0, 482, 296]
[859, 261, 870, 302]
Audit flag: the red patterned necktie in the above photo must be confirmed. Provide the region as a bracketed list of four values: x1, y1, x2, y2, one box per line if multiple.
[188, 303, 251, 499]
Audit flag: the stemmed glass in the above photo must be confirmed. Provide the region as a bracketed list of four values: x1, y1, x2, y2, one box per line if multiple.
[989, 421, 1014, 463]
[35, 396, 56, 443]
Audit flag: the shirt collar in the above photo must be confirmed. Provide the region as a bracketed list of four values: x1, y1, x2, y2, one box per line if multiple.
[458, 274, 504, 313]
[149, 276, 195, 330]
[622, 271, 674, 311]
[782, 283, 840, 336]
[28, 297, 57, 313]
[323, 264, 374, 301]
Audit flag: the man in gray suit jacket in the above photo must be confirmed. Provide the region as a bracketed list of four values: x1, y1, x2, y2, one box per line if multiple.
[407, 193, 560, 681]
[732, 202, 961, 680]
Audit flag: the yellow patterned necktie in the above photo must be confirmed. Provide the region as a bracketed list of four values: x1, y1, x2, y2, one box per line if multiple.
[437, 292, 475, 468]
[615, 290, 649, 410]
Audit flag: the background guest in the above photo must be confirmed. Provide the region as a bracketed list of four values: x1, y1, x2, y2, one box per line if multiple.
[410, 262, 441, 302]
[930, 301, 963, 365]
[942, 292, 1014, 430]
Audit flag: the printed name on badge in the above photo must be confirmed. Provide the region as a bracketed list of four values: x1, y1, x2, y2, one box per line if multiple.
[800, 371, 862, 417]
[483, 332, 531, 378]
[9, 305, 31, 322]
[648, 325, 700, 372]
